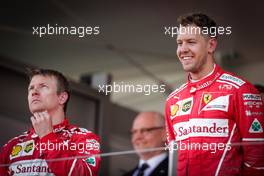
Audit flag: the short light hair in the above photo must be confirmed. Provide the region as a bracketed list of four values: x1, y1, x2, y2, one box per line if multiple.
[27, 68, 70, 112]
[177, 12, 217, 38]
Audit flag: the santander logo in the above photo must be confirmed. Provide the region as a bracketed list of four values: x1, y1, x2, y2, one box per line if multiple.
[173, 118, 229, 141]
[9, 159, 54, 176]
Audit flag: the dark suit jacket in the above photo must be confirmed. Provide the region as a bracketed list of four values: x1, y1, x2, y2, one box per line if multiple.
[122, 156, 168, 176]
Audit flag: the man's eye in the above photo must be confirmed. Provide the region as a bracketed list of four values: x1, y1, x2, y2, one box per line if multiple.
[141, 129, 148, 133]
[40, 84, 48, 88]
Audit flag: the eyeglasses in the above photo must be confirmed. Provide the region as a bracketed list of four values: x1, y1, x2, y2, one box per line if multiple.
[130, 126, 164, 136]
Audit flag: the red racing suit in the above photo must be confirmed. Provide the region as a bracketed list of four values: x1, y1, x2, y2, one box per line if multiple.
[165, 64, 264, 176]
[0, 119, 100, 176]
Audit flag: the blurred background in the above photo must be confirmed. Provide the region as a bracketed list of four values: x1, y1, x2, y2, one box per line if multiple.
[1, 0, 264, 175]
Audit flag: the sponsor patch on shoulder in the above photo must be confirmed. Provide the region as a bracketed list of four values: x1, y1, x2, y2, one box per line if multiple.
[219, 73, 245, 86]
[244, 101, 263, 108]
[10, 140, 35, 160]
[245, 110, 263, 117]
[85, 157, 96, 167]
[243, 93, 262, 101]
[170, 97, 193, 119]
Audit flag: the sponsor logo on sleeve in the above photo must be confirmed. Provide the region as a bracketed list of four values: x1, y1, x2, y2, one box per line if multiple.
[170, 97, 193, 119]
[85, 157, 96, 167]
[218, 84, 233, 90]
[243, 94, 262, 101]
[249, 118, 263, 133]
[170, 104, 179, 116]
[86, 139, 100, 151]
[11, 145, 22, 158]
[24, 142, 34, 153]
[10, 140, 35, 160]
[182, 100, 192, 112]
[244, 101, 263, 108]
[219, 73, 245, 86]
[245, 110, 263, 117]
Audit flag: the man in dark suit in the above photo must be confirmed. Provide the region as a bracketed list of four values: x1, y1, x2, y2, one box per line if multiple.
[123, 111, 168, 176]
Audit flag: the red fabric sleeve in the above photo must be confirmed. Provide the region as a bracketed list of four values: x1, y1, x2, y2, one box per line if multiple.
[234, 84, 264, 175]
[40, 131, 101, 176]
[165, 100, 176, 143]
[0, 143, 10, 176]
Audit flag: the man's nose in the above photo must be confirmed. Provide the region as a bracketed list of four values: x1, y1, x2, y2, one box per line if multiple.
[179, 43, 189, 53]
[31, 87, 40, 96]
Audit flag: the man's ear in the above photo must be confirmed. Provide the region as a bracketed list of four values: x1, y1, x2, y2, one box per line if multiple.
[58, 92, 68, 105]
[208, 38, 217, 54]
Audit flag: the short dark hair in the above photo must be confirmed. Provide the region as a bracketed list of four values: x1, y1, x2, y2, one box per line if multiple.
[27, 68, 70, 112]
[177, 12, 217, 38]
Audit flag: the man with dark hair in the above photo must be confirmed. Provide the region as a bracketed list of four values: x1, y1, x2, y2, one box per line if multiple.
[165, 13, 264, 175]
[0, 68, 101, 176]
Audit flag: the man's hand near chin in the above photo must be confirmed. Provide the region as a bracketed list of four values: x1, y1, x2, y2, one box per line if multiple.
[31, 110, 53, 139]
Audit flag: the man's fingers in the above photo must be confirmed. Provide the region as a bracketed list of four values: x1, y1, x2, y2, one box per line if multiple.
[41, 111, 50, 120]
[30, 116, 36, 124]
[32, 111, 52, 127]
[34, 112, 45, 122]
[31, 111, 53, 138]
[33, 112, 40, 119]
[34, 111, 50, 120]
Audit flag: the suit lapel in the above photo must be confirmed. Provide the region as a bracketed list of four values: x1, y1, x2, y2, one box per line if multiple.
[149, 156, 168, 176]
